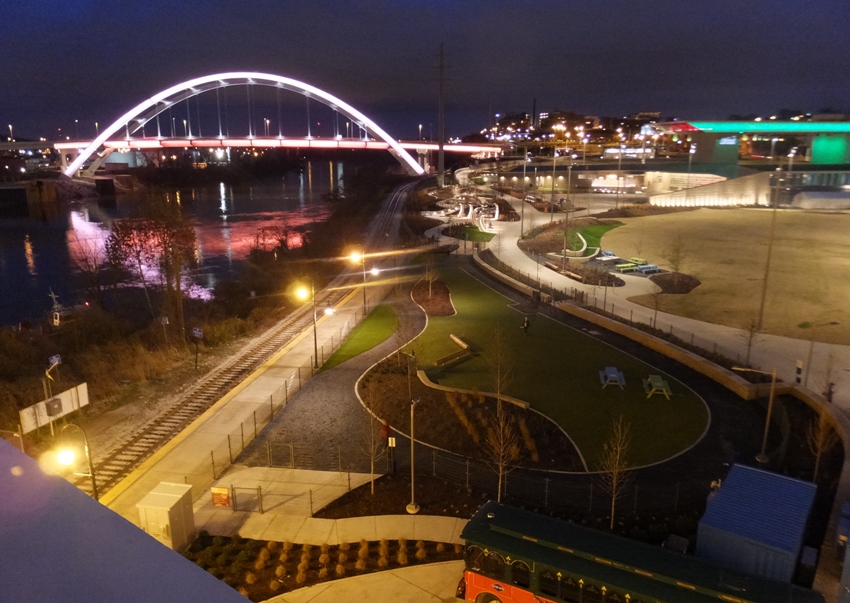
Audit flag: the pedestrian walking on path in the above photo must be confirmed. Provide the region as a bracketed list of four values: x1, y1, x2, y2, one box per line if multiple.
[521, 316, 530, 335]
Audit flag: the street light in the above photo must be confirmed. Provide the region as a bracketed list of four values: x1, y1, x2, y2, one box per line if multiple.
[349, 251, 378, 315]
[686, 144, 697, 205]
[406, 395, 420, 514]
[732, 367, 777, 464]
[297, 278, 320, 369]
[264, 118, 270, 137]
[419, 124, 422, 140]
[798, 321, 839, 388]
[56, 423, 99, 500]
[7, 124, 12, 142]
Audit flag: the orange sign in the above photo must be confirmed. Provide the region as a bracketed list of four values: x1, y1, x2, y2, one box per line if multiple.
[211, 487, 230, 508]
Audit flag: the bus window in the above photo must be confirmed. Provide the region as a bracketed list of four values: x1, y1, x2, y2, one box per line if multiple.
[511, 560, 531, 588]
[539, 569, 558, 598]
[484, 551, 506, 579]
[584, 584, 603, 603]
[560, 577, 581, 603]
[464, 546, 485, 571]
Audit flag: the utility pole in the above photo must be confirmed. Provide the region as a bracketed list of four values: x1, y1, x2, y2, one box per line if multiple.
[437, 43, 446, 188]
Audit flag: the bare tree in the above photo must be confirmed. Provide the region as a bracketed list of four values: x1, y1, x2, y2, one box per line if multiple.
[662, 234, 688, 285]
[807, 412, 839, 482]
[648, 283, 664, 329]
[423, 255, 438, 299]
[68, 230, 108, 307]
[737, 316, 764, 366]
[490, 233, 503, 258]
[482, 330, 520, 502]
[596, 416, 633, 530]
[106, 218, 157, 317]
[361, 382, 388, 495]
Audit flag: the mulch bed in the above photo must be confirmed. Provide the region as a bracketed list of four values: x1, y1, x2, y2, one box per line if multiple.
[186, 532, 463, 602]
[650, 272, 701, 294]
[411, 279, 454, 316]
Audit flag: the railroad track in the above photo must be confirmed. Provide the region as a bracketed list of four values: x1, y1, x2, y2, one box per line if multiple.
[74, 181, 419, 498]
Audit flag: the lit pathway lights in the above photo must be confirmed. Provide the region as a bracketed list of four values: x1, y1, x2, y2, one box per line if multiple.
[732, 367, 777, 465]
[56, 423, 99, 500]
[349, 251, 379, 316]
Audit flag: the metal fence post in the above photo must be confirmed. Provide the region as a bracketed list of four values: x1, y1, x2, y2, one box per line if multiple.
[211, 451, 217, 479]
[309, 489, 313, 517]
[298, 367, 302, 389]
[227, 435, 233, 463]
[258, 486, 264, 514]
[240, 423, 244, 449]
[289, 443, 295, 469]
[270, 394, 274, 418]
[231, 485, 236, 511]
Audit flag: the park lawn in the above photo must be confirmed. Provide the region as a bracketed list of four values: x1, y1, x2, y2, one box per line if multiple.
[451, 225, 496, 242]
[601, 208, 850, 343]
[410, 267, 708, 469]
[579, 223, 622, 249]
[321, 303, 398, 371]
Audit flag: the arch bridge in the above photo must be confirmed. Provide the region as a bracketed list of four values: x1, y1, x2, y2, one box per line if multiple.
[61, 72, 504, 178]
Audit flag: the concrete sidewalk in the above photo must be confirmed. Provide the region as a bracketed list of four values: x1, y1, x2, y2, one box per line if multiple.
[191, 465, 467, 546]
[266, 559, 464, 603]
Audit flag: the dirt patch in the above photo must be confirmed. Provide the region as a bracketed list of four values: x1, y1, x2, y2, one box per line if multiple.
[595, 206, 699, 219]
[186, 531, 463, 602]
[411, 279, 454, 316]
[650, 272, 701, 294]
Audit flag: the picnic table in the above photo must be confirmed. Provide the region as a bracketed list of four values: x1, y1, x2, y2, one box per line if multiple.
[629, 257, 647, 265]
[599, 366, 626, 389]
[642, 374, 672, 399]
[616, 262, 637, 273]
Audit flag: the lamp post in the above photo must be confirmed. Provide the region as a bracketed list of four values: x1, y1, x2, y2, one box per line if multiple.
[407, 395, 420, 515]
[297, 278, 320, 369]
[686, 144, 697, 205]
[419, 124, 422, 140]
[732, 367, 776, 464]
[56, 423, 99, 500]
[7, 124, 12, 142]
[798, 321, 839, 388]
[549, 150, 557, 224]
[264, 118, 270, 137]
[520, 149, 528, 237]
[349, 252, 378, 316]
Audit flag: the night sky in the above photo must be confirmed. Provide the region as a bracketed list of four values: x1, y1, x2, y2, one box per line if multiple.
[2, 0, 849, 141]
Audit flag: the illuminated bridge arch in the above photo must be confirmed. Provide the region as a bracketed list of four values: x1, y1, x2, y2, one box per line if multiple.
[64, 71, 425, 177]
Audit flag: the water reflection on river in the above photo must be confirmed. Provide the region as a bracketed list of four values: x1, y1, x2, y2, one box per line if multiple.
[0, 161, 343, 325]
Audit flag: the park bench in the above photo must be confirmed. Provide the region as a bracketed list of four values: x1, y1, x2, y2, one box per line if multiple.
[629, 257, 647, 266]
[642, 374, 672, 399]
[435, 334, 473, 367]
[599, 366, 626, 389]
[637, 264, 660, 274]
[564, 271, 584, 283]
[616, 262, 637, 273]
[544, 262, 560, 272]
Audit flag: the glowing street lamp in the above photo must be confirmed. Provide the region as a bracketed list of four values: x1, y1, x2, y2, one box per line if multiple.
[8, 124, 13, 141]
[56, 423, 99, 500]
[349, 251, 379, 315]
[297, 278, 320, 369]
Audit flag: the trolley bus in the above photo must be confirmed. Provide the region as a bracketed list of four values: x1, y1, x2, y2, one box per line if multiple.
[458, 502, 823, 603]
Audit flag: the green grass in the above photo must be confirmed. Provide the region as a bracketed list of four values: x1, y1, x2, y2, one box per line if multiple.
[408, 267, 708, 469]
[448, 225, 496, 242]
[321, 304, 399, 371]
[579, 223, 622, 249]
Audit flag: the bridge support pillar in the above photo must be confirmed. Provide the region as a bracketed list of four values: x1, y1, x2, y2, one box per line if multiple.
[58, 147, 81, 173]
[416, 148, 430, 173]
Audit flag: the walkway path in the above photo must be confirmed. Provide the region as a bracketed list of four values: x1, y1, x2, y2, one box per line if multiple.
[266, 560, 464, 603]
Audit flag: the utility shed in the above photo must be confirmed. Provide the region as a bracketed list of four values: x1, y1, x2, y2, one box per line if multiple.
[697, 464, 817, 582]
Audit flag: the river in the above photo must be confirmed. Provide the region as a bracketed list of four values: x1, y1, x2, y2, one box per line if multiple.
[0, 161, 346, 326]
